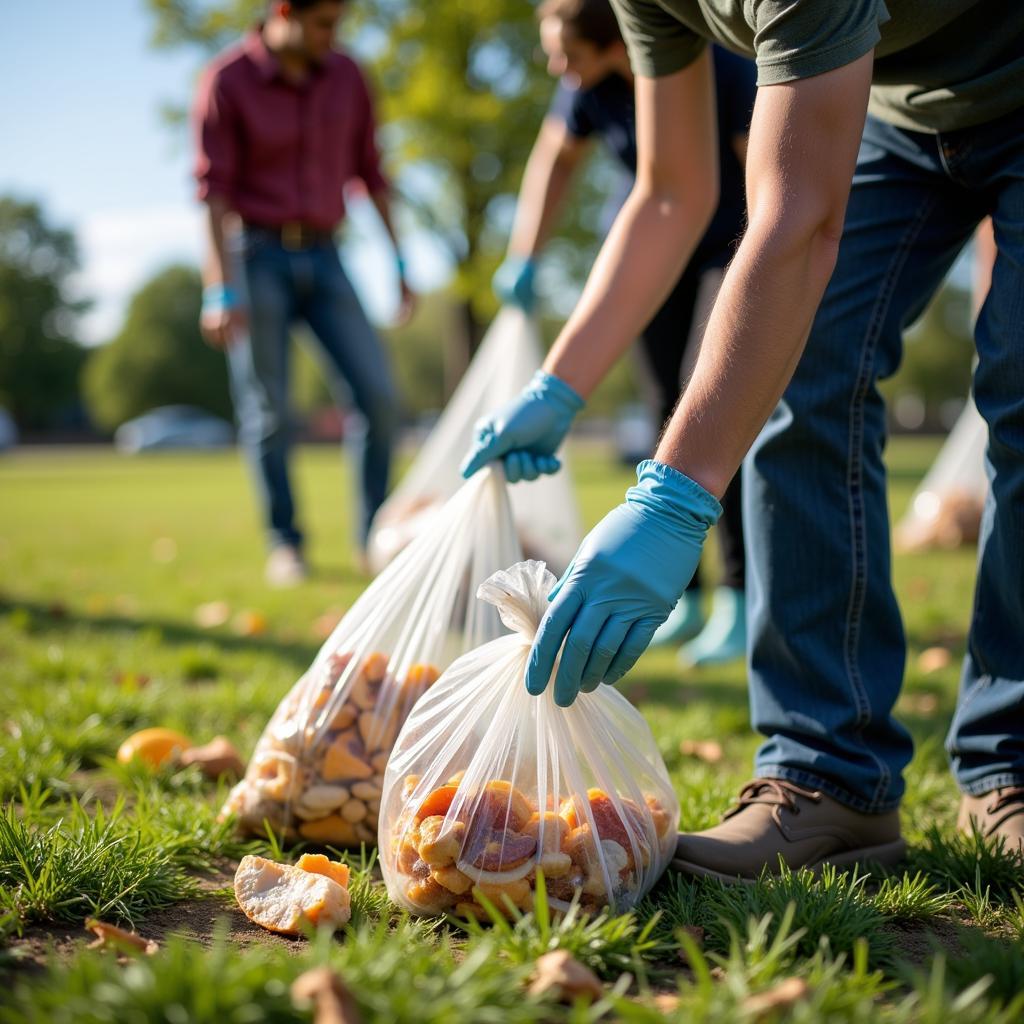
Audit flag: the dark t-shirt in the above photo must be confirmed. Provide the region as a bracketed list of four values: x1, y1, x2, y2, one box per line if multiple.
[551, 45, 755, 268]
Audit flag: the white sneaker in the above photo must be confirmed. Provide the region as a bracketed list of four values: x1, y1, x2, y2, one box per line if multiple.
[265, 545, 308, 587]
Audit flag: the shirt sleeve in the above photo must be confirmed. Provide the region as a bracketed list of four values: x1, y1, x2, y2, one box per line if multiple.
[353, 70, 389, 194]
[549, 83, 595, 139]
[609, 0, 707, 78]
[193, 67, 239, 204]
[750, 0, 889, 85]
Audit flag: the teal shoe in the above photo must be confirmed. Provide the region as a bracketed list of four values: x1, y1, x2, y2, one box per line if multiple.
[650, 592, 705, 647]
[679, 587, 746, 667]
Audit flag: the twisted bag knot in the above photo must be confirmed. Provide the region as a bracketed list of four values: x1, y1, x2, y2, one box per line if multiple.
[476, 560, 556, 646]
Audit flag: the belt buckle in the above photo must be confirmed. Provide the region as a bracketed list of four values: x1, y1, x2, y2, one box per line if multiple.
[281, 222, 303, 251]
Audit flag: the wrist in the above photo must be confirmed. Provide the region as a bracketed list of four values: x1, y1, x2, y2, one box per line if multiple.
[202, 282, 238, 314]
[629, 459, 722, 529]
[528, 370, 585, 415]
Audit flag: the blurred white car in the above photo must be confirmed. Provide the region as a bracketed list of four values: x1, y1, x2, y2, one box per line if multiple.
[115, 406, 234, 454]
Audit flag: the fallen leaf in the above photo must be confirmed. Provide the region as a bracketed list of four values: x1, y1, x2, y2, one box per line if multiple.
[528, 950, 603, 1003]
[195, 600, 231, 629]
[742, 978, 809, 1018]
[903, 692, 939, 716]
[678, 924, 705, 965]
[179, 736, 245, 779]
[151, 537, 178, 563]
[291, 966, 364, 1024]
[47, 601, 68, 619]
[232, 610, 268, 637]
[313, 609, 346, 640]
[679, 739, 723, 763]
[917, 646, 952, 675]
[652, 993, 681, 1014]
[85, 918, 159, 957]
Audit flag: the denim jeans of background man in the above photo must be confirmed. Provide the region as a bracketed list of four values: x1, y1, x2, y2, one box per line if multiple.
[228, 227, 398, 553]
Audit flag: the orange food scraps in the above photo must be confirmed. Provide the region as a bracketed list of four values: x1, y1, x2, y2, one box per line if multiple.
[295, 853, 351, 890]
[116, 728, 192, 768]
[234, 855, 351, 936]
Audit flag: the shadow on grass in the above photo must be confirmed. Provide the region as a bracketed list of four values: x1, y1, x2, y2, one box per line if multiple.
[0, 597, 321, 675]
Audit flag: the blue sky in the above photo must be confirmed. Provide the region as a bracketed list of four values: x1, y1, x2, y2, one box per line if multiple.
[0, 0, 448, 343]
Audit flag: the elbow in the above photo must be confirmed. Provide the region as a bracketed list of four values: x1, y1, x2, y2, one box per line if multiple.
[745, 199, 845, 284]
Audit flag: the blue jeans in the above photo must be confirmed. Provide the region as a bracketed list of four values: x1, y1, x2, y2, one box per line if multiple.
[744, 108, 1024, 812]
[227, 230, 398, 550]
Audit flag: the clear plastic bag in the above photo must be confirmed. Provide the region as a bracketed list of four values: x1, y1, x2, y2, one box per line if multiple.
[379, 560, 679, 917]
[366, 308, 582, 576]
[223, 468, 522, 846]
[895, 396, 988, 552]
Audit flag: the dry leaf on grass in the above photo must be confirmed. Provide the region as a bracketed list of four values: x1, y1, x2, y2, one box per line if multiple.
[527, 950, 604, 1003]
[179, 736, 245, 779]
[151, 537, 178, 563]
[917, 646, 952, 675]
[195, 600, 231, 629]
[679, 739, 723, 763]
[741, 977, 809, 1018]
[677, 924, 705, 965]
[291, 966, 364, 1024]
[652, 993, 681, 1013]
[85, 918, 159, 957]
[232, 610, 268, 637]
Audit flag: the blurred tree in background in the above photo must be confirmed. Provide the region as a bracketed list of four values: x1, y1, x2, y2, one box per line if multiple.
[83, 266, 232, 432]
[0, 198, 88, 430]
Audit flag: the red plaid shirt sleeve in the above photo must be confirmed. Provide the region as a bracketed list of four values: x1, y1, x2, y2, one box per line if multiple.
[193, 67, 240, 204]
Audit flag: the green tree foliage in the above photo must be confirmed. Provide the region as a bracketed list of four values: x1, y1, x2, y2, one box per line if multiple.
[83, 265, 232, 432]
[0, 197, 88, 430]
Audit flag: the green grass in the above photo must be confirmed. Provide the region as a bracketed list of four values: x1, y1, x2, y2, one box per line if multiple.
[1, 441, 1022, 1020]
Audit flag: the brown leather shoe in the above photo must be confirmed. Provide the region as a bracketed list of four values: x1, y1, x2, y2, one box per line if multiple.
[958, 788, 1024, 856]
[672, 779, 906, 883]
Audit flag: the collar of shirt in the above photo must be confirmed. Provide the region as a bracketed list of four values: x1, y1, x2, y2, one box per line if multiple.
[243, 27, 327, 85]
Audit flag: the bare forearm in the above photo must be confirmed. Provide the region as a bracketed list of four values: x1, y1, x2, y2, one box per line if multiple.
[543, 185, 714, 397]
[202, 196, 234, 287]
[655, 223, 839, 496]
[508, 128, 582, 257]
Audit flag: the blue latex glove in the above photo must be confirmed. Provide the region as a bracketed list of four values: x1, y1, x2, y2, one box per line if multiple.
[460, 370, 584, 483]
[492, 255, 537, 312]
[526, 460, 721, 707]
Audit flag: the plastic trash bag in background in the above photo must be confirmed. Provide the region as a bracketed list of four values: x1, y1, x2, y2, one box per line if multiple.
[379, 560, 679, 918]
[367, 308, 582, 576]
[223, 467, 522, 847]
[895, 396, 988, 552]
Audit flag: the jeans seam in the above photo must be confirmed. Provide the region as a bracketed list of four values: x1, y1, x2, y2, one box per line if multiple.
[961, 773, 1024, 797]
[843, 191, 939, 813]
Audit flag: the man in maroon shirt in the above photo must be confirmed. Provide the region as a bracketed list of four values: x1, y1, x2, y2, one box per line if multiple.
[193, 0, 413, 586]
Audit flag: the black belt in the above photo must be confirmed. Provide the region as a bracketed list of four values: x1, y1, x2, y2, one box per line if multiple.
[243, 221, 336, 250]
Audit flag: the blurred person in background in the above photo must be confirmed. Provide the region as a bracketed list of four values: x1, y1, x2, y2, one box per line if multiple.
[193, 0, 414, 586]
[494, 0, 755, 665]
[466, 1, 1024, 872]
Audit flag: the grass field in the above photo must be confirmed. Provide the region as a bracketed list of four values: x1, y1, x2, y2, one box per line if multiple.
[1, 440, 1022, 1023]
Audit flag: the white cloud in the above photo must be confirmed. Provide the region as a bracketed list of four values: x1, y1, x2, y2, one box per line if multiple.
[74, 203, 203, 344]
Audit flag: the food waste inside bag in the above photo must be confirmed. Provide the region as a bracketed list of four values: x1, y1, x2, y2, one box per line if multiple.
[222, 468, 522, 846]
[380, 561, 679, 917]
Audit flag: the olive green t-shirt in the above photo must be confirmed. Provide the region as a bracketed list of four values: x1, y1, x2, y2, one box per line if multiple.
[609, 0, 1024, 133]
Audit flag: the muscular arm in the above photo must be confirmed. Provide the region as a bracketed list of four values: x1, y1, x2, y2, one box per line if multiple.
[542, 49, 719, 396]
[655, 53, 874, 497]
[508, 115, 591, 258]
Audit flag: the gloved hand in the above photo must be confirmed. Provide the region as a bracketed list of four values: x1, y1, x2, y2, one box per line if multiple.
[526, 460, 721, 707]
[492, 255, 537, 313]
[460, 370, 584, 483]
